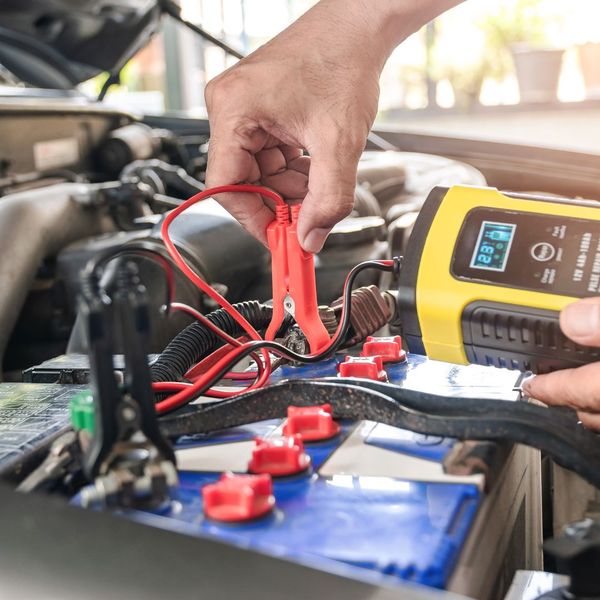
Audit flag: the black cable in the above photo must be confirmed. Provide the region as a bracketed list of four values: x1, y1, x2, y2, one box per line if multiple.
[97, 70, 121, 102]
[82, 242, 177, 311]
[158, 259, 397, 415]
[151, 301, 291, 383]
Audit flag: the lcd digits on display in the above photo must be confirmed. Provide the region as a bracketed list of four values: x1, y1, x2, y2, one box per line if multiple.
[469, 221, 516, 272]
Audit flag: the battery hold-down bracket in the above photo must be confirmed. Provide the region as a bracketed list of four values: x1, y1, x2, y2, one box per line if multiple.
[160, 378, 600, 490]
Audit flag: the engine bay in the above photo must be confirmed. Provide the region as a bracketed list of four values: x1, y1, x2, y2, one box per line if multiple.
[2, 98, 600, 599]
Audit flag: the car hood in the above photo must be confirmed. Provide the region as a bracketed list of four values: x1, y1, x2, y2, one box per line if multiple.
[0, 0, 163, 90]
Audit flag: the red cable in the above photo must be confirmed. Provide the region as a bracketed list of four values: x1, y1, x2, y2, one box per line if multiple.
[160, 184, 284, 341]
[170, 302, 242, 348]
[155, 259, 395, 414]
[170, 303, 268, 391]
[155, 341, 258, 413]
[157, 181, 395, 413]
[185, 336, 253, 380]
[159, 185, 282, 401]
[185, 343, 238, 379]
[155, 304, 268, 402]
[223, 370, 259, 380]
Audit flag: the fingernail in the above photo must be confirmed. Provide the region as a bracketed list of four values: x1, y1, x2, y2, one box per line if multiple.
[302, 228, 330, 253]
[562, 302, 600, 338]
[521, 374, 535, 397]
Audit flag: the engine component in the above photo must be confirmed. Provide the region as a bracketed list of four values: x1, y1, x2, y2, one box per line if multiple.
[541, 519, 600, 599]
[351, 184, 381, 218]
[16, 430, 81, 494]
[23, 354, 159, 385]
[357, 150, 486, 220]
[159, 379, 600, 489]
[95, 123, 159, 177]
[0, 104, 130, 188]
[0, 182, 113, 373]
[398, 185, 600, 373]
[120, 159, 205, 199]
[61, 203, 268, 355]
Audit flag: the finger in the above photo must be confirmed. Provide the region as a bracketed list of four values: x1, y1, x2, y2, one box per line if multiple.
[256, 146, 309, 200]
[560, 297, 600, 346]
[205, 124, 265, 188]
[522, 362, 600, 412]
[205, 127, 274, 244]
[262, 170, 308, 200]
[280, 145, 304, 164]
[256, 147, 287, 176]
[279, 146, 310, 176]
[296, 140, 361, 253]
[256, 146, 308, 178]
[577, 411, 600, 431]
[215, 194, 275, 245]
[287, 154, 310, 175]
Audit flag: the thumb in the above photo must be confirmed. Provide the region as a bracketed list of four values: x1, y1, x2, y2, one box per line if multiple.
[296, 142, 361, 253]
[560, 298, 600, 346]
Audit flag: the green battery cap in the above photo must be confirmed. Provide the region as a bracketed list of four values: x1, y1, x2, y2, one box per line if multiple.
[70, 391, 95, 434]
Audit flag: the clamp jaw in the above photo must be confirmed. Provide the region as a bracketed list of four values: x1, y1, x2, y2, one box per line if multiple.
[265, 204, 330, 353]
[78, 262, 177, 509]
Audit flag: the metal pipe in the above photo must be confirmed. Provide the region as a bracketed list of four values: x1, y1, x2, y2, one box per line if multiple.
[0, 183, 113, 374]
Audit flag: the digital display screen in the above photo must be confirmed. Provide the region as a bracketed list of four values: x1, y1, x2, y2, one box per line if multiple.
[469, 221, 516, 271]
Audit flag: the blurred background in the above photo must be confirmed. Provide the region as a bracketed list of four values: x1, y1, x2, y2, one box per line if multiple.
[79, 0, 600, 152]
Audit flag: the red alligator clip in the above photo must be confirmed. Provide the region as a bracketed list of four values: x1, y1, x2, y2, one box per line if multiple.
[265, 204, 330, 353]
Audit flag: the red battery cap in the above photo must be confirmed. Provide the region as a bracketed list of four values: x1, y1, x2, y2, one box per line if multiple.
[248, 435, 311, 477]
[202, 473, 275, 522]
[283, 403, 340, 441]
[361, 335, 407, 363]
[338, 355, 388, 381]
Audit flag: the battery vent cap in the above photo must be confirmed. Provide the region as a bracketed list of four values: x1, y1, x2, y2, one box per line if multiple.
[338, 355, 388, 381]
[361, 335, 407, 363]
[202, 473, 275, 522]
[248, 435, 311, 477]
[283, 404, 340, 441]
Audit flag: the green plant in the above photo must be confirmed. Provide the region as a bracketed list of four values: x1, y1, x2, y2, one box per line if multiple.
[480, 0, 550, 48]
[429, 22, 496, 109]
[478, 0, 562, 80]
[428, 0, 562, 109]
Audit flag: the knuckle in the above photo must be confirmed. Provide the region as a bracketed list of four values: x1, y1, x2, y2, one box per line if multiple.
[205, 68, 245, 107]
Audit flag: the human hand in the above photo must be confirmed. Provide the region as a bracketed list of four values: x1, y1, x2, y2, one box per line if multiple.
[522, 298, 600, 430]
[204, 0, 461, 252]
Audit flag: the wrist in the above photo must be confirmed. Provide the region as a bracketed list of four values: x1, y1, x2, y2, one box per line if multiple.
[320, 0, 463, 66]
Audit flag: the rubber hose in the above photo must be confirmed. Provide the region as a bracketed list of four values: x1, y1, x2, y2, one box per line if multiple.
[150, 301, 291, 383]
[0, 183, 112, 375]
